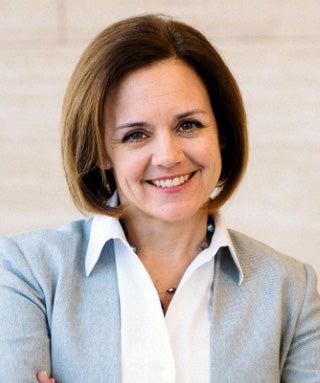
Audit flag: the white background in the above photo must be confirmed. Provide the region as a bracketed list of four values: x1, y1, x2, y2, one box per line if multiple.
[0, 1, 319, 281]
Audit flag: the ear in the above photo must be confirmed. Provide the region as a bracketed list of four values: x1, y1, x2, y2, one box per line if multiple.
[220, 141, 226, 150]
[104, 158, 113, 170]
[219, 134, 227, 150]
[99, 156, 113, 170]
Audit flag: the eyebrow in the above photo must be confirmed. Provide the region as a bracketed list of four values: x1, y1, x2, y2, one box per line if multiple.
[115, 121, 147, 131]
[115, 109, 207, 131]
[174, 109, 207, 120]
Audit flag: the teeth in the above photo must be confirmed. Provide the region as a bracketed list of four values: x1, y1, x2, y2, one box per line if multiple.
[152, 174, 191, 188]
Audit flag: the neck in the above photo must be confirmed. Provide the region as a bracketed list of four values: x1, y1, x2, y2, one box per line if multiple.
[122, 210, 210, 262]
[121, 211, 214, 314]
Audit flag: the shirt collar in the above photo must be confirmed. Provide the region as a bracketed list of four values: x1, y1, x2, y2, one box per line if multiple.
[85, 214, 128, 276]
[85, 193, 243, 283]
[86, 190, 131, 276]
[211, 211, 244, 285]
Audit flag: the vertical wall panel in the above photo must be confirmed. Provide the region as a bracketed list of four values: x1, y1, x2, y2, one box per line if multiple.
[0, 1, 319, 279]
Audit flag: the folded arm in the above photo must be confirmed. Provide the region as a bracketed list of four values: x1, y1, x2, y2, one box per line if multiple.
[282, 264, 320, 381]
[0, 236, 52, 381]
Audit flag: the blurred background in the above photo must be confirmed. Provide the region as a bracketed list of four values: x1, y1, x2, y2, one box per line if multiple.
[0, 1, 319, 278]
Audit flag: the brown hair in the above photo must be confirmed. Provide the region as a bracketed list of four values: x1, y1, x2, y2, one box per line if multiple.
[62, 14, 248, 216]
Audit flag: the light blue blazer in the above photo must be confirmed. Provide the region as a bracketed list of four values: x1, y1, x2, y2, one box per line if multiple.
[0, 219, 319, 382]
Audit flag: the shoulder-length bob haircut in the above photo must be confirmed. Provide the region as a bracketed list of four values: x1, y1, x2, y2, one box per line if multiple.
[62, 14, 248, 217]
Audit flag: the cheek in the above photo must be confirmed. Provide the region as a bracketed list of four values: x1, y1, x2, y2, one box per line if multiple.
[112, 150, 148, 183]
[213, 152, 222, 177]
[199, 140, 221, 167]
[214, 148, 222, 168]
[203, 148, 222, 185]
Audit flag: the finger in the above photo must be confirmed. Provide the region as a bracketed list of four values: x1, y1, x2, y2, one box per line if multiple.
[36, 370, 55, 383]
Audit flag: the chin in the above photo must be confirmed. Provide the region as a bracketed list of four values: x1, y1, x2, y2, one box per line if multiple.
[152, 206, 206, 224]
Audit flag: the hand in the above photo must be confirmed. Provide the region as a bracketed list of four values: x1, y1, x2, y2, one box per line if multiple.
[36, 371, 56, 383]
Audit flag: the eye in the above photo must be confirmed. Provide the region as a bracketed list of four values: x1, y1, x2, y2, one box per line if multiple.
[178, 120, 204, 133]
[122, 130, 147, 143]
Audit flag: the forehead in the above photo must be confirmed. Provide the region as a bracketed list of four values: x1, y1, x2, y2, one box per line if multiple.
[104, 59, 211, 121]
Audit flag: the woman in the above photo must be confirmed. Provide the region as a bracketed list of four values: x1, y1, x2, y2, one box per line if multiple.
[1, 14, 319, 383]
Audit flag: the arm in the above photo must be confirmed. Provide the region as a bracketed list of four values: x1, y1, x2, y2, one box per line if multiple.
[0, 236, 52, 381]
[282, 264, 320, 381]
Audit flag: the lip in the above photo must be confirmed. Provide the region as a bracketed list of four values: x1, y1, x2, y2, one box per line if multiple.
[147, 171, 196, 188]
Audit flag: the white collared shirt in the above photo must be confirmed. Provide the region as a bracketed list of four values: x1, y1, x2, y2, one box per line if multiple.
[85, 211, 240, 383]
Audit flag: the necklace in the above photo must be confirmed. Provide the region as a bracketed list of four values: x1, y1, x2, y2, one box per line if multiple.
[156, 286, 177, 294]
[130, 217, 215, 298]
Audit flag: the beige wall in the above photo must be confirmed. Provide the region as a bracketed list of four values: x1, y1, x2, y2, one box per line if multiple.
[1, 1, 319, 279]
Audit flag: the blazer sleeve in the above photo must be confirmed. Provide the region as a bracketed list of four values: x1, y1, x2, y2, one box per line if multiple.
[0, 235, 51, 382]
[282, 264, 320, 382]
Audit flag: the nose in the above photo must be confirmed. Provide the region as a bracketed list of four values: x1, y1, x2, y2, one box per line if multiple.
[152, 132, 185, 168]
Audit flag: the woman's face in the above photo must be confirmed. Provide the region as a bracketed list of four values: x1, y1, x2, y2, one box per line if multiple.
[104, 59, 222, 224]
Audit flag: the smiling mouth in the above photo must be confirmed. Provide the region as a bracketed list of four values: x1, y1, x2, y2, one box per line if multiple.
[149, 172, 195, 188]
